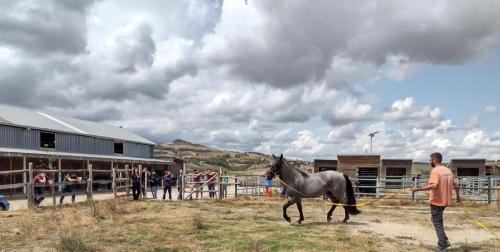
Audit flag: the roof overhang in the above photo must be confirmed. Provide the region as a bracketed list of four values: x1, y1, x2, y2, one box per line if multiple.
[0, 147, 174, 165]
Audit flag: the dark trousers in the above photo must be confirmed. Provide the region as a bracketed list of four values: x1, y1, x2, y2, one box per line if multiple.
[177, 187, 183, 200]
[141, 185, 147, 198]
[132, 183, 141, 200]
[59, 186, 75, 204]
[163, 186, 172, 200]
[208, 184, 216, 198]
[34, 186, 45, 206]
[430, 204, 448, 247]
[151, 185, 158, 199]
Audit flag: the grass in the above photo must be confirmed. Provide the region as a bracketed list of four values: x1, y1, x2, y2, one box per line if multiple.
[0, 198, 498, 251]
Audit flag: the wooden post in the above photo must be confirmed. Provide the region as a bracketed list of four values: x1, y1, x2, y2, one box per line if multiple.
[58, 158, 62, 196]
[234, 176, 238, 198]
[218, 167, 223, 199]
[87, 163, 93, 199]
[111, 161, 116, 197]
[9, 158, 12, 197]
[181, 162, 186, 200]
[27, 163, 34, 209]
[125, 165, 130, 195]
[412, 177, 418, 201]
[138, 165, 143, 199]
[23, 157, 27, 195]
[488, 176, 493, 204]
[49, 159, 56, 205]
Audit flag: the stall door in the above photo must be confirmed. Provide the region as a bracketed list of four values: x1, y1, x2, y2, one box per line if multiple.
[386, 167, 406, 188]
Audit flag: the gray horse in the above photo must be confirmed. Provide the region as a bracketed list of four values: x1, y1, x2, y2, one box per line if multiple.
[265, 154, 360, 224]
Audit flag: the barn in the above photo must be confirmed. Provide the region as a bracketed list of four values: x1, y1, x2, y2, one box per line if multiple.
[0, 105, 177, 198]
[381, 159, 412, 188]
[337, 155, 380, 194]
[313, 159, 337, 173]
[448, 159, 486, 177]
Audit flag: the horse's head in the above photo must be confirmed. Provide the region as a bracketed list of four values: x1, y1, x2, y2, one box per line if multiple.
[265, 154, 284, 180]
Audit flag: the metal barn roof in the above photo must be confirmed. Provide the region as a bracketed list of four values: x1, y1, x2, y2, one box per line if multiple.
[0, 105, 155, 145]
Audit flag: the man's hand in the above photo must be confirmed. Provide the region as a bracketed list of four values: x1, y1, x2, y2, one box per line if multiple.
[456, 196, 462, 203]
[411, 188, 418, 193]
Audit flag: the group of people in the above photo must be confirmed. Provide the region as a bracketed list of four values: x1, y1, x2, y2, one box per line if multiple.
[131, 167, 183, 201]
[32, 172, 82, 207]
[130, 168, 231, 201]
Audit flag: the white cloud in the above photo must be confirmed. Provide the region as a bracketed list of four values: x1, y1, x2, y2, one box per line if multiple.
[485, 105, 497, 114]
[323, 99, 372, 126]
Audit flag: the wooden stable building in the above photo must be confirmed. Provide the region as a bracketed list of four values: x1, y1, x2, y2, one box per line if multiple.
[0, 105, 178, 198]
[449, 159, 486, 177]
[381, 159, 412, 188]
[313, 159, 337, 173]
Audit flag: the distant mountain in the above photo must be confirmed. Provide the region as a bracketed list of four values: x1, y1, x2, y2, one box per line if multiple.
[154, 139, 272, 172]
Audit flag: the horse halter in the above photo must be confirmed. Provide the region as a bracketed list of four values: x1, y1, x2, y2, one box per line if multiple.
[267, 160, 281, 179]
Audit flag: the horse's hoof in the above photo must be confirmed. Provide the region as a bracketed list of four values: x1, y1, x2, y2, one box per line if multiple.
[327, 217, 332, 223]
[342, 220, 348, 224]
[284, 217, 291, 223]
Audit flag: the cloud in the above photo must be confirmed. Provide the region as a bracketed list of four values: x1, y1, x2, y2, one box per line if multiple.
[113, 22, 156, 73]
[485, 105, 497, 114]
[1, 0, 500, 162]
[0, 0, 94, 56]
[462, 114, 480, 130]
[323, 99, 372, 126]
[383, 97, 444, 129]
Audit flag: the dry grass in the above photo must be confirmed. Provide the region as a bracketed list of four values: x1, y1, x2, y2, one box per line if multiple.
[0, 198, 498, 251]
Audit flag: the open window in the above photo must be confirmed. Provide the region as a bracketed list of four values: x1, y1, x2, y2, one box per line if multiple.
[114, 142, 124, 154]
[40, 132, 55, 149]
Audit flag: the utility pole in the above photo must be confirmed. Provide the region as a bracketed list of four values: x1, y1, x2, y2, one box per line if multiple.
[368, 131, 381, 153]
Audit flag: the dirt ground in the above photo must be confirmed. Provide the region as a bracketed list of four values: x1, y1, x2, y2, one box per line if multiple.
[0, 197, 499, 251]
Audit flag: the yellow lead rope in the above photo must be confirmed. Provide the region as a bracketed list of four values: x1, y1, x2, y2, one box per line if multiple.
[274, 175, 500, 242]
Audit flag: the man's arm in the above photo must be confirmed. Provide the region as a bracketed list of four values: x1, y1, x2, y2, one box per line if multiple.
[454, 180, 461, 203]
[411, 183, 437, 192]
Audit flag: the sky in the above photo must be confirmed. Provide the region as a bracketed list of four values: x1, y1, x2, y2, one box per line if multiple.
[0, 0, 499, 161]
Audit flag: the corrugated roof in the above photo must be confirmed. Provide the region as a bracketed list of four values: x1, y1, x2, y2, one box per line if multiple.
[0, 104, 155, 145]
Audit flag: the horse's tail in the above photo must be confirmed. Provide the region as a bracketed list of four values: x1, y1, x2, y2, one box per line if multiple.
[343, 174, 361, 215]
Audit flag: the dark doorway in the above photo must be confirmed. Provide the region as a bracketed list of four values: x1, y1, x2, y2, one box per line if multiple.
[386, 167, 406, 188]
[457, 168, 479, 177]
[357, 167, 378, 194]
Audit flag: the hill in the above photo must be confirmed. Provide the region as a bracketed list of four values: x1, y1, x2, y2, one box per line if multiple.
[154, 139, 272, 172]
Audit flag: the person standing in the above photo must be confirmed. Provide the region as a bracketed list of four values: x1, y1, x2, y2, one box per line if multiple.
[33, 172, 51, 207]
[206, 169, 216, 199]
[411, 152, 461, 251]
[263, 176, 273, 198]
[59, 173, 81, 204]
[221, 172, 229, 198]
[177, 169, 184, 200]
[191, 169, 202, 199]
[131, 168, 141, 200]
[149, 171, 160, 199]
[162, 170, 173, 200]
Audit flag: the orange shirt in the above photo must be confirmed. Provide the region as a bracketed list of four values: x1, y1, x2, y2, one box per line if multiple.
[428, 165, 456, 206]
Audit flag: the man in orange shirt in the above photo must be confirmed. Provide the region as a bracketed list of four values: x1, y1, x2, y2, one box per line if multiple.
[412, 152, 461, 251]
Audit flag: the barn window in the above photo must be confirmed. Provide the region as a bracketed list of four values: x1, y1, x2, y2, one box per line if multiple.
[114, 142, 124, 154]
[40, 132, 55, 149]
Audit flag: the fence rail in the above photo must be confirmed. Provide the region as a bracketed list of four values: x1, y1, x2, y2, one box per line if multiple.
[1, 166, 499, 209]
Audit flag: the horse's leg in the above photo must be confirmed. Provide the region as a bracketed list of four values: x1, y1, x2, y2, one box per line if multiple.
[342, 205, 350, 223]
[326, 192, 338, 223]
[283, 197, 296, 223]
[296, 198, 304, 224]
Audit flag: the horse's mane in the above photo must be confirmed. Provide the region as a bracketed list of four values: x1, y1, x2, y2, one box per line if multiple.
[283, 159, 309, 178]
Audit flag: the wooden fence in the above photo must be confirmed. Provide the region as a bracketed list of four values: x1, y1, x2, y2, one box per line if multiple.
[1, 165, 499, 209]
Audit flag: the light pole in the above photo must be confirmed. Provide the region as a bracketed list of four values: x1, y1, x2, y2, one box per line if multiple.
[368, 131, 381, 153]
